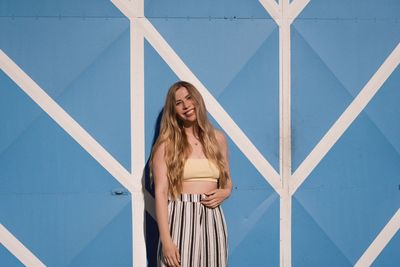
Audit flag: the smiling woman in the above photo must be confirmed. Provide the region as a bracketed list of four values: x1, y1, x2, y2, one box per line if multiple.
[150, 81, 233, 267]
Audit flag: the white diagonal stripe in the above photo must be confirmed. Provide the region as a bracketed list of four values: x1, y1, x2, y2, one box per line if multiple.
[291, 43, 400, 194]
[355, 209, 400, 267]
[111, 0, 136, 18]
[139, 17, 282, 195]
[0, 50, 134, 193]
[0, 224, 46, 267]
[259, 0, 281, 26]
[288, 0, 310, 24]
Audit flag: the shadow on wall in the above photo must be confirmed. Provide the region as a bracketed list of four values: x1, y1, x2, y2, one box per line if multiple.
[143, 109, 163, 266]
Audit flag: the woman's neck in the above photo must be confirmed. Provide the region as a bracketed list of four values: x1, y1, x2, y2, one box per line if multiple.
[182, 123, 196, 137]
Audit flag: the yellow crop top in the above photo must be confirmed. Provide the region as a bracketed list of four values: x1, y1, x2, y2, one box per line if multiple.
[182, 158, 220, 183]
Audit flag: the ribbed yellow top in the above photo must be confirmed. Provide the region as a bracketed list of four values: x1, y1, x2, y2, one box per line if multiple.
[182, 158, 220, 182]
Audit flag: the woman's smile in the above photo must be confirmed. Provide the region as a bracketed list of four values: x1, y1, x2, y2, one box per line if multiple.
[175, 86, 197, 124]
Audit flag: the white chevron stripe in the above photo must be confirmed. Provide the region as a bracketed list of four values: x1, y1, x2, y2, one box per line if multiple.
[0, 49, 134, 192]
[288, 0, 310, 24]
[355, 209, 400, 267]
[0, 224, 46, 267]
[290, 42, 400, 195]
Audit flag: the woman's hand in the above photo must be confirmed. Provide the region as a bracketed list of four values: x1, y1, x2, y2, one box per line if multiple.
[162, 240, 181, 267]
[201, 188, 231, 209]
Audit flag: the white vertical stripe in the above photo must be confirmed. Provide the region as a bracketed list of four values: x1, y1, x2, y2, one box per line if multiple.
[290, 43, 400, 195]
[279, 1, 292, 265]
[131, 13, 147, 267]
[355, 209, 400, 267]
[0, 224, 46, 267]
[261, 0, 310, 266]
[0, 50, 134, 192]
[110, 1, 148, 266]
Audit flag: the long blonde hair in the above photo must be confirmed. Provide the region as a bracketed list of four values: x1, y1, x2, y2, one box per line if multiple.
[150, 81, 229, 198]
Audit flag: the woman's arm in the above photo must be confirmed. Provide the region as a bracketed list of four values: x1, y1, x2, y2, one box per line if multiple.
[218, 130, 233, 194]
[153, 143, 181, 267]
[201, 130, 233, 208]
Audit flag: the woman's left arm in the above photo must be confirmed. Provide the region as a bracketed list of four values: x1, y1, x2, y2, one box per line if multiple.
[201, 131, 233, 208]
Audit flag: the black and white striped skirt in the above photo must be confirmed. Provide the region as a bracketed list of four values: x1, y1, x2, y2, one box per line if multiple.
[158, 193, 228, 267]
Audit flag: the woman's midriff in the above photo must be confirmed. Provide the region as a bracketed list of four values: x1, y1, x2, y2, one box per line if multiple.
[181, 181, 218, 194]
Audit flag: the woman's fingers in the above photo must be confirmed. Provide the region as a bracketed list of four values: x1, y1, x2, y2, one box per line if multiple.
[175, 250, 181, 265]
[202, 191, 224, 208]
[205, 189, 217, 196]
[202, 198, 220, 208]
[166, 256, 179, 267]
[163, 243, 180, 267]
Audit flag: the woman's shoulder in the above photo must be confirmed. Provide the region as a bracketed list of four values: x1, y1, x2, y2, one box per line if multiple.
[214, 129, 227, 146]
[152, 140, 167, 158]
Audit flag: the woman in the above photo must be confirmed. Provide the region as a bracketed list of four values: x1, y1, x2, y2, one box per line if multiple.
[150, 81, 232, 267]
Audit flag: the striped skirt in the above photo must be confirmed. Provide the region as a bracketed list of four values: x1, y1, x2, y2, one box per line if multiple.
[158, 193, 228, 267]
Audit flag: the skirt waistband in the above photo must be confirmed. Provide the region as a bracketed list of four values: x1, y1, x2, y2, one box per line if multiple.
[170, 193, 205, 202]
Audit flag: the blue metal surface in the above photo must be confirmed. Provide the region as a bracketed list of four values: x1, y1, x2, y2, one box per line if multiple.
[0, 0, 399, 266]
[0, 245, 23, 267]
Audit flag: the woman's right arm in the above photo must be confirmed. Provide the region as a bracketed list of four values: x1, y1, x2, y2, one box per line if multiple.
[152, 143, 181, 267]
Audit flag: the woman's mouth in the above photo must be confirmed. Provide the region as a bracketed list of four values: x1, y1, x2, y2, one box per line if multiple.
[184, 109, 195, 116]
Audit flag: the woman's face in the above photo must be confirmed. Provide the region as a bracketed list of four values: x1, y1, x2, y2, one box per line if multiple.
[174, 86, 197, 125]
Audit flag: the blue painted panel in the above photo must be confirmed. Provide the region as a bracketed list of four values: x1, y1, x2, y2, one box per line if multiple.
[373, 232, 400, 267]
[0, 17, 131, 171]
[1, 0, 399, 265]
[294, 102, 400, 264]
[0, 71, 43, 157]
[0, 245, 23, 267]
[148, 18, 280, 171]
[364, 66, 400, 155]
[144, 40, 179, 159]
[291, 19, 400, 170]
[145, 0, 272, 18]
[292, 198, 352, 266]
[227, 192, 279, 267]
[0, 75, 132, 266]
[68, 202, 133, 267]
[217, 28, 279, 172]
[297, 0, 400, 19]
[0, 0, 124, 17]
[291, 27, 352, 170]
[293, 19, 400, 96]
[148, 18, 277, 96]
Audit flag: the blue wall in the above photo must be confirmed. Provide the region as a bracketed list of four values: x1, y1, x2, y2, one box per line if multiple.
[1, 0, 399, 266]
